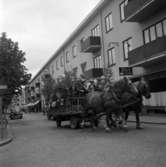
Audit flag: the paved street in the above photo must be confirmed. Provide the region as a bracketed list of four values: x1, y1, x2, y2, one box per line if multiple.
[0, 113, 166, 167]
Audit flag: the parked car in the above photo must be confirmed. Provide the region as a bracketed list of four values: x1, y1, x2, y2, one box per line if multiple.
[9, 110, 23, 120]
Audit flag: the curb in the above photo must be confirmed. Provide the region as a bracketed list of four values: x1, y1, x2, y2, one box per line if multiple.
[0, 135, 13, 146]
[128, 120, 166, 125]
[0, 123, 14, 147]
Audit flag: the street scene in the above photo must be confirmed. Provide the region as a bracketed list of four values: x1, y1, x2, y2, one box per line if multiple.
[1, 113, 166, 167]
[1, 0, 166, 167]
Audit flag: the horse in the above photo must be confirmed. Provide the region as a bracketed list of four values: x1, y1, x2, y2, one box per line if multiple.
[83, 77, 139, 131]
[123, 77, 151, 129]
[103, 77, 139, 131]
[82, 90, 104, 128]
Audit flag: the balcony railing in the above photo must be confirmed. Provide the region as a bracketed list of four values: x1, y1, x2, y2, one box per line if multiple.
[124, 0, 166, 22]
[81, 36, 101, 53]
[128, 36, 166, 66]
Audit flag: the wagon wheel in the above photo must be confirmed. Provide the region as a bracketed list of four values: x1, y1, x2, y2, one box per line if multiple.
[56, 119, 61, 128]
[70, 117, 80, 129]
[106, 113, 117, 128]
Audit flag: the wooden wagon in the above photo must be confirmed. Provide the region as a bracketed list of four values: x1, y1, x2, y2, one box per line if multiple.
[47, 96, 95, 129]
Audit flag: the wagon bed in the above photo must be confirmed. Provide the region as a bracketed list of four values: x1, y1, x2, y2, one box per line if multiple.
[47, 96, 89, 129]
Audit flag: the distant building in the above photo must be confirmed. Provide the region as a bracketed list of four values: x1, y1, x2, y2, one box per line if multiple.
[27, 0, 166, 111]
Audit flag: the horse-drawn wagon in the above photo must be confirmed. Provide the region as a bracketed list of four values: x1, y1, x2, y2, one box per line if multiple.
[46, 75, 151, 131]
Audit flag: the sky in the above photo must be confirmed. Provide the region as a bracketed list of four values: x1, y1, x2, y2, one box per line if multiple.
[1, 0, 100, 77]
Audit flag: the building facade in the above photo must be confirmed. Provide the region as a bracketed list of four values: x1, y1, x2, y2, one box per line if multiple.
[28, 0, 166, 110]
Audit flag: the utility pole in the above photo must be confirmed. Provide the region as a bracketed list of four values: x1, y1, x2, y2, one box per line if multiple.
[0, 80, 8, 139]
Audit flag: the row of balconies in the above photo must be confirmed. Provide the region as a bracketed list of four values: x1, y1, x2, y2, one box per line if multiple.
[27, 35, 166, 81]
[82, 36, 166, 68]
[81, 0, 166, 67]
[28, 0, 165, 89]
[125, 0, 166, 66]
[128, 36, 166, 66]
[124, 0, 166, 22]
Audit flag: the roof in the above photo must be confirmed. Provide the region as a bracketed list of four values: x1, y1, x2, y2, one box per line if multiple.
[30, 0, 109, 84]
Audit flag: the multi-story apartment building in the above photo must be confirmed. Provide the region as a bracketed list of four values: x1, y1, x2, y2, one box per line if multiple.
[28, 0, 166, 111]
[124, 0, 166, 109]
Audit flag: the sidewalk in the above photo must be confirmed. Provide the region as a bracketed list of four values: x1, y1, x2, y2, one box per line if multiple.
[0, 124, 13, 146]
[128, 114, 166, 125]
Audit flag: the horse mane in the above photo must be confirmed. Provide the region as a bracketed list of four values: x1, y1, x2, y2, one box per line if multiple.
[112, 78, 128, 93]
[133, 80, 145, 92]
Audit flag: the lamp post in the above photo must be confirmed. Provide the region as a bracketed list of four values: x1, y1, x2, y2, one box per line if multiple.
[0, 79, 8, 139]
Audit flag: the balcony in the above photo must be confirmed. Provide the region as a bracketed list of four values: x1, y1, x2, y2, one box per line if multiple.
[35, 82, 40, 87]
[128, 36, 166, 66]
[81, 36, 101, 53]
[84, 68, 103, 79]
[124, 0, 166, 22]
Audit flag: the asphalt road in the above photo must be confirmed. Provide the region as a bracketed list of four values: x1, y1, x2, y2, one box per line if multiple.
[0, 113, 166, 167]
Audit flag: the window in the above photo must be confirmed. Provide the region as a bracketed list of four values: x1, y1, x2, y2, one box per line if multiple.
[60, 56, 64, 67]
[150, 26, 156, 41]
[144, 29, 150, 44]
[56, 59, 59, 70]
[105, 13, 113, 32]
[66, 51, 70, 63]
[80, 37, 86, 51]
[107, 47, 116, 66]
[163, 19, 166, 35]
[91, 25, 100, 36]
[51, 65, 54, 75]
[156, 22, 163, 38]
[72, 45, 77, 58]
[94, 55, 102, 68]
[81, 37, 86, 42]
[143, 18, 166, 44]
[120, 0, 128, 22]
[123, 37, 132, 60]
[80, 62, 87, 73]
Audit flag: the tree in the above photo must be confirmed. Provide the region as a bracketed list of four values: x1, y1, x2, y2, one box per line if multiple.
[41, 73, 55, 105]
[58, 71, 75, 89]
[0, 32, 31, 106]
[41, 70, 76, 104]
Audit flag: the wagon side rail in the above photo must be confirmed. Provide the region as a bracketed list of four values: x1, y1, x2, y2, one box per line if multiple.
[66, 96, 85, 114]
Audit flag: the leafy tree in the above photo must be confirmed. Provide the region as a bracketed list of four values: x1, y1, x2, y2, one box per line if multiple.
[0, 32, 31, 106]
[42, 70, 77, 104]
[41, 73, 55, 105]
[58, 71, 75, 89]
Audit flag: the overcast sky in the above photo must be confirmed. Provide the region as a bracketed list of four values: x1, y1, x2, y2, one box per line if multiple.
[1, 0, 100, 77]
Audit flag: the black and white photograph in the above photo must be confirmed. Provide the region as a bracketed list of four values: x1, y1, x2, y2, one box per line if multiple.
[0, 0, 166, 166]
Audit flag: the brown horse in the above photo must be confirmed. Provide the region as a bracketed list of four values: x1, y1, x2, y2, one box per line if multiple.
[83, 77, 139, 130]
[124, 77, 151, 129]
[103, 77, 139, 131]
